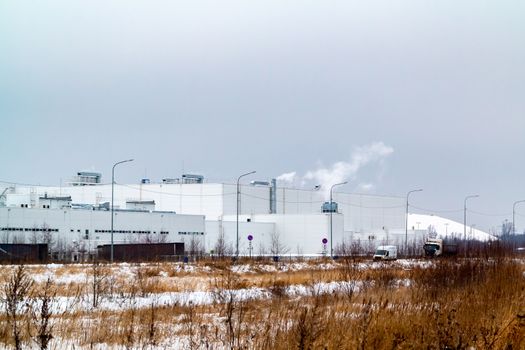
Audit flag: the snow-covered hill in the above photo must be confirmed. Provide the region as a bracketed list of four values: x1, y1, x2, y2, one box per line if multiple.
[408, 213, 497, 241]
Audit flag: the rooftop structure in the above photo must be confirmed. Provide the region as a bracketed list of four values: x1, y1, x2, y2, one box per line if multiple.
[69, 171, 102, 186]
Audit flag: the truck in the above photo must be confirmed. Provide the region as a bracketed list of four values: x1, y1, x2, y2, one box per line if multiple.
[423, 238, 458, 257]
[373, 245, 397, 261]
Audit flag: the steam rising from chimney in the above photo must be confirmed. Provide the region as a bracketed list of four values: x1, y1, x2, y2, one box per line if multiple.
[276, 142, 394, 198]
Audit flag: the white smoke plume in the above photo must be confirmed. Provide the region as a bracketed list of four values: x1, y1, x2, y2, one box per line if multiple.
[276, 142, 394, 198]
[276, 171, 297, 184]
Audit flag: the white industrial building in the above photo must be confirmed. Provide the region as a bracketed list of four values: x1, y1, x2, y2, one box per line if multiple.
[0, 172, 424, 257]
[0, 206, 205, 260]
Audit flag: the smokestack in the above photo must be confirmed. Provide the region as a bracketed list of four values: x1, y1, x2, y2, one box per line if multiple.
[270, 178, 277, 214]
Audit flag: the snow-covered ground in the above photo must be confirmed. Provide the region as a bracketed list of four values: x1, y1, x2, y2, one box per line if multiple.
[408, 213, 496, 241]
[8, 260, 431, 313]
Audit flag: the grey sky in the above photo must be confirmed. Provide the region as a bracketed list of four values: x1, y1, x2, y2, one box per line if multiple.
[1, 1, 524, 233]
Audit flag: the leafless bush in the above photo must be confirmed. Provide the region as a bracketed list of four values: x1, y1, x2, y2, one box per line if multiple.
[270, 232, 289, 257]
[188, 235, 205, 258]
[214, 231, 231, 258]
[2, 265, 33, 350]
[145, 298, 159, 348]
[30, 277, 56, 350]
[182, 301, 200, 350]
[211, 269, 248, 349]
[90, 261, 109, 308]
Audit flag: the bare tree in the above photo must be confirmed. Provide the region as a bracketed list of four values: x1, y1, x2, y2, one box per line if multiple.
[30, 277, 56, 350]
[29, 226, 39, 244]
[1, 229, 10, 244]
[41, 223, 54, 248]
[211, 269, 248, 349]
[257, 242, 268, 258]
[11, 233, 24, 244]
[182, 301, 200, 350]
[91, 261, 109, 308]
[214, 231, 228, 258]
[2, 265, 33, 350]
[270, 232, 289, 257]
[501, 219, 513, 237]
[146, 297, 159, 348]
[188, 235, 204, 258]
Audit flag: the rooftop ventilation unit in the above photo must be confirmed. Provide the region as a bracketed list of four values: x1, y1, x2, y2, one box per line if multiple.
[70, 171, 102, 186]
[162, 178, 180, 184]
[181, 174, 204, 184]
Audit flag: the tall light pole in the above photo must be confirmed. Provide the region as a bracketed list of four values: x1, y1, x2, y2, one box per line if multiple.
[464, 194, 479, 241]
[513, 200, 525, 235]
[111, 159, 134, 263]
[236, 171, 256, 258]
[330, 181, 347, 258]
[405, 189, 423, 255]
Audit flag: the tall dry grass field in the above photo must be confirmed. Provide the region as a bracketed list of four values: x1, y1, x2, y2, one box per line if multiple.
[0, 257, 524, 349]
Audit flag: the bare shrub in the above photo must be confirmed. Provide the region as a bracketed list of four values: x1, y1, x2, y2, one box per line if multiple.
[145, 298, 158, 347]
[270, 232, 289, 257]
[182, 301, 200, 350]
[211, 268, 248, 348]
[30, 277, 56, 350]
[2, 265, 33, 350]
[214, 231, 232, 258]
[90, 261, 109, 308]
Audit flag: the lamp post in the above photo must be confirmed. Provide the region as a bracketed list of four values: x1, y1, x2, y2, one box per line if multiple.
[236, 171, 256, 258]
[405, 189, 423, 256]
[464, 194, 479, 241]
[111, 159, 134, 263]
[513, 200, 525, 235]
[330, 181, 347, 258]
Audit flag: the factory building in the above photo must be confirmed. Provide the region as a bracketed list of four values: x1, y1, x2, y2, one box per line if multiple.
[0, 206, 205, 261]
[0, 172, 418, 257]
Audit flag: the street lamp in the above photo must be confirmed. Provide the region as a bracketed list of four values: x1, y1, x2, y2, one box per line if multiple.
[330, 181, 347, 258]
[405, 189, 423, 255]
[513, 200, 525, 235]
[111, 159, 134, 263]
[464, 194, 479, 241]
[236, 171, 256, 258]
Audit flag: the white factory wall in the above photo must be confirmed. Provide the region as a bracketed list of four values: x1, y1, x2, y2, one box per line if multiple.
[7, 184, 404, 232]
[5, 183, 406, 253]
[222, 184, 273, 215]
[223, 214, 344, 256]
[7, 183, 227, 219]
[276, 187, 324, 215]
[224, 185, 405, 234]
[0, 208, 205, 253]
[205, 220, 276, 255]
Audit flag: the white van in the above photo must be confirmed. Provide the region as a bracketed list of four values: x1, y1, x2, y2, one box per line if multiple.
[373, 245, 397, 261]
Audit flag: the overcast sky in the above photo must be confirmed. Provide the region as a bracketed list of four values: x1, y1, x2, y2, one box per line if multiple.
[1, 1, 524, 233]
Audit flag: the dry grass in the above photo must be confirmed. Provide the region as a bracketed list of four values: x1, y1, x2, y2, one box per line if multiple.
[0, 257, 524, 349]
